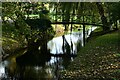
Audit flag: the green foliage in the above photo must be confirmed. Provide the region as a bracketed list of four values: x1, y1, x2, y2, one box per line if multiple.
[2, 2, 55, 56]
[2, 37, 20, 53]
[109, 2, 120, 21]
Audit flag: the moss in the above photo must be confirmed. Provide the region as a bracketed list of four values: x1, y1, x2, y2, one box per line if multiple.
[1, 37, 20, 53]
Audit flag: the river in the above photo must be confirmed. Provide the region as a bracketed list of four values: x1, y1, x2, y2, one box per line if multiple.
[0, 27, 97, 80]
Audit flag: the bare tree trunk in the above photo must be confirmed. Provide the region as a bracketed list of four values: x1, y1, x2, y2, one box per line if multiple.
[96, 2, 110, 32]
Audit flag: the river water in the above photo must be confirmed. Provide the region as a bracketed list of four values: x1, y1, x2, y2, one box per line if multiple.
[0, 27, 97, 80]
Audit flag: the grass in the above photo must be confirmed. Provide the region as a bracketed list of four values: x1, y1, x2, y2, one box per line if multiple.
[60, 30, 120, 80]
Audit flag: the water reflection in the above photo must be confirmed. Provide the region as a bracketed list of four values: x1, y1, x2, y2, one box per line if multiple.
[0, 62, 5, 78]
[0, 27, 97, 80]
[47, 32, 83, 54]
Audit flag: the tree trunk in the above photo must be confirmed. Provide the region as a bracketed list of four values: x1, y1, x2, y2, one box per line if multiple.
[96, 2, 110, 31]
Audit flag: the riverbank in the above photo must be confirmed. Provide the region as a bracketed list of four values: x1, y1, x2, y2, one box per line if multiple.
[0, 37, 27, 61]
[60, 30, 120, 80]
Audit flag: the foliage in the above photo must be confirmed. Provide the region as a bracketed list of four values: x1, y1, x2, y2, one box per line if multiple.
[1, 37, 20, 54]
[2, 2, 31, 39]
[49, 2, 120, 31]
[108, 2, 120, 22]
[2, 22, 29, 45]
[2, 2, 55, 54]
[2, 2, 54, 36]
[2, 2, 119, 33]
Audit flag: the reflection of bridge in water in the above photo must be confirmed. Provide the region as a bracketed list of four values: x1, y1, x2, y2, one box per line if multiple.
[50, 53, 77, 58]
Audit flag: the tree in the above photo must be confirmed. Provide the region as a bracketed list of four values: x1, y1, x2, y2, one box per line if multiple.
[2, 2, 55, 47]
[96, 2, 110, 31]
[107, 2, 120, 29]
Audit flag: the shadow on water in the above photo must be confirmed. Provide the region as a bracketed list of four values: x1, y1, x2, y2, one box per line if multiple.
[0, 27, 97, 80]
[16, 43, 51, 66]
[0, 34, 79, 80]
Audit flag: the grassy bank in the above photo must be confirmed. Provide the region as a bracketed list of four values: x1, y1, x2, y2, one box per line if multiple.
[60, 30, 120, 80]
[1, 37, 20, 52]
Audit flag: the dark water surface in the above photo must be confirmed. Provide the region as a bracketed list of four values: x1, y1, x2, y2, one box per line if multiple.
[0, 27, 96, 80]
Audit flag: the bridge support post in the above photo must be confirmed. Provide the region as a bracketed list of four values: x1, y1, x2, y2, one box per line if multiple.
[83, 24, 85, 46]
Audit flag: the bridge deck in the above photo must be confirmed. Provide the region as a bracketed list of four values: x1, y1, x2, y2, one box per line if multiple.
[51, 22, 103, 27]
